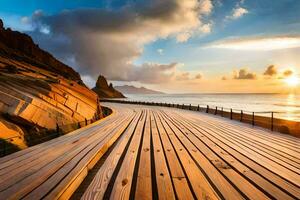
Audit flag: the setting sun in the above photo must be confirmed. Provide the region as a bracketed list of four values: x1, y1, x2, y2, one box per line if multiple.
[285, 76, 300, 87]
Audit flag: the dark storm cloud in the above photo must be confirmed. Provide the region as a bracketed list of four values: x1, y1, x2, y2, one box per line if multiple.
[27, 0, 213, 84]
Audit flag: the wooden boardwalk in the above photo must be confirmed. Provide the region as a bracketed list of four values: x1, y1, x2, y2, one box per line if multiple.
[0, 103, 299, 200]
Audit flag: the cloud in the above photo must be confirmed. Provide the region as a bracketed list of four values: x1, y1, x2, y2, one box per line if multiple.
[127, 62, 177, 84]
[195, 73, 202, 79]
[175, 71, 203, 81]
[283, 69, 293, 77]
[199, 0, 213, 15]
[157, 49, 164, 55]
[233, 68, 256, 79]
[207, 35, 300, 51]
[176, 72, 190, 81]
[198, 23, 212, 34]
[176, 32, 192, 43]
[226, 0, 248, 20]
[26, 0, 214, 84]
[20, 16, 30, 24]
[227, 7, 248, 20]
[263, 65, 277, 76]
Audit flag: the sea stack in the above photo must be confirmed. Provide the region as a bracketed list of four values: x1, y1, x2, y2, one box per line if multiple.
[92, 75, 125, 98]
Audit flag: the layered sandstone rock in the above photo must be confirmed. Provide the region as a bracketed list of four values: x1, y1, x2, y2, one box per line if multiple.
[0, 19, 102, 149]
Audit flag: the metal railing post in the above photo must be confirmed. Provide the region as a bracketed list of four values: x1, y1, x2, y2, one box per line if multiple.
[221, 107, 223, 117]
[189, 104, 191, 110]
[252, 112, 255, 126]
[271, 112, 274, 131]
[240, 110, 243, 122]
[230, 109, 233, 120]
[197, 105, 200, 111]
[214, 106, 217, 115]
[206, 105, 209, 113]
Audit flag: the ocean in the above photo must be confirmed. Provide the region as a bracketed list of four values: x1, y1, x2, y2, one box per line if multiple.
[122, 93, 300, 121]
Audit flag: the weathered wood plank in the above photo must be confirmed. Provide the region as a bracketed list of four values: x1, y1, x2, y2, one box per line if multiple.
[0, 102, 299, 200]
[195, 116, 300, 166]
[169, 110, 300, 198]
[0, 114, 130, 191]
[81, 111, 142, 200]
[135, 110, 152, 200]
[149, 111, 176, 200]
[27, 113, 136, 200]
[155, 111, 219, 200]
[153, 111, 194, 199]
[109, 110, 147, 199]
[164, 111, 295, 200]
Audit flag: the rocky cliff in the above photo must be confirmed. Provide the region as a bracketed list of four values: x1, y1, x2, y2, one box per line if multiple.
[92, 75, 125, 98]
[0, 19, 102, 151]
[0, 19, 82, 83]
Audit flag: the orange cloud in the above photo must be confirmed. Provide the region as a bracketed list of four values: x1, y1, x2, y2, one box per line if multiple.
[263, 65, 277, 76]
[283, 69, 293, 77]
[233, 68, 256, 79]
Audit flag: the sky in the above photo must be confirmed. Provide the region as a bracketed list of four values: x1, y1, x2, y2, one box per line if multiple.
[1, 0, 300, 93]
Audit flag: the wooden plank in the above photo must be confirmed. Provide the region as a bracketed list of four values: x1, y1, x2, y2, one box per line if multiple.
[164, 110, 295, 200]
[155, 111, 219, 200]
[192, 120, 300, 186]
[25, 113, 136, 200]
[81, 111, 142, 199]
[170, 106, 300, 146]
[171, 111, 300, 198]
[159, 111, 257, 200]
[46, 113, 137, 200]
[109, 110, 147, 199]
[186, 111, 300, 155]
[0, 114, 128, 190]
[149, 111, 176, 200]
[213, 119, 300, 149]
[135, 110, 152, 199]
[204, 122, 300, 172]
[169, 110, 300, 177]
[0, 103, 299, 199]
[198, 117, 300, 165]
[0, 112, 134, 199]
[153, 111, 194, 199]
[0, 109, 121, 168]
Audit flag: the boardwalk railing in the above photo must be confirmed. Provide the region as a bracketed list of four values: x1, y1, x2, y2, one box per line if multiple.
[101, 99, 300, 137]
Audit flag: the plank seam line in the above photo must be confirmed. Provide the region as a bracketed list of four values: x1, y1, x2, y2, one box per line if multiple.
[155, 111, 198, 200]
[158, 111, 228, 200]
[71, 111, 142, 199]
[129, 110, 148, 200]
[149, 112, 159, 200]
[103, 110, 144, 199]
[153, 111, 179, 200]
